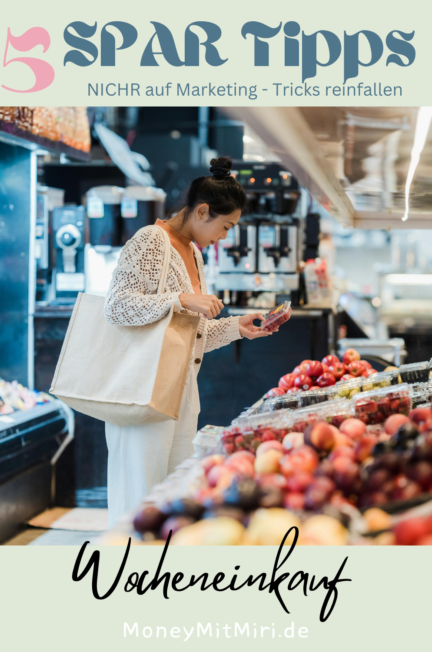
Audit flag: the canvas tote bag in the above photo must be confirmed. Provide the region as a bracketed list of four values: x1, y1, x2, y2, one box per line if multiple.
[50, 226, 200, 426]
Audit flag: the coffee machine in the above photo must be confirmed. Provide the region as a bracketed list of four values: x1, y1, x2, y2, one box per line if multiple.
[258, 222, 297, 273]
[218, 223, 256, 273]
[52, 206, 85, 301]
[215, 161, 301, 299]
[84, 184, 166, 296]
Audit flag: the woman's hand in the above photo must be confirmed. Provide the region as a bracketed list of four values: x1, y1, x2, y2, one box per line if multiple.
[238, 313, 276, 339]
[179, 293, 224, 318]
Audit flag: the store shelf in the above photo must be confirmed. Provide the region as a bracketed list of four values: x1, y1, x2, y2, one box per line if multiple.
[0, 120, 90, 161]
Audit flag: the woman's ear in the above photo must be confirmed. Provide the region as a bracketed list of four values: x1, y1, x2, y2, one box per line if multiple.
[196, 203, 209, 221]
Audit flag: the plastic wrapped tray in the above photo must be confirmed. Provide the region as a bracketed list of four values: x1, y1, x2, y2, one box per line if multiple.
[221, 418, 292, 454]
[260, 301, 292, 333]
[410, 382, 431, 408]
[258, 393, 300, 413]
[362, 370, 399, 391]
[398, 360, 432, 384]
[290, 399, 353, 433]
[351, 383, 411, 425]
[330, 377, 365, 400]
[299, 388, 329, 408]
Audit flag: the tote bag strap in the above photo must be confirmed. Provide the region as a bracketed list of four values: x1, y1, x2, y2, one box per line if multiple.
[156, 225, 171, 294]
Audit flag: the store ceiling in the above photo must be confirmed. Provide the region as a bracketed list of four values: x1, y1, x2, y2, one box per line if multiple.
[226, 107, 432, 230]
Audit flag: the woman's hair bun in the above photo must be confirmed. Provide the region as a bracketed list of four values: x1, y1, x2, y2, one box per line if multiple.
[210, 156, 232, 178]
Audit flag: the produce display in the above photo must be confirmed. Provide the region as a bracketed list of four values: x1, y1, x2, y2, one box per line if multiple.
[352, 384, 411, 425]
[128, 348, 432, 546]
[0, 378, 53, 414]
[260, 301, 292, 333]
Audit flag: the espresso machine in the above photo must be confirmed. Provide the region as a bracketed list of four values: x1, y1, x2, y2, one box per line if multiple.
[258, 222, 297, 273]
[215, 161, 301, 299]
[52, 206, 85, 302]
[84, 184, 166, 296]
[219, 223, 256, 273]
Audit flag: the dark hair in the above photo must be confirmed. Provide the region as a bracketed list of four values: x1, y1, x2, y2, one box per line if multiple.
[182, 156, 247, 223]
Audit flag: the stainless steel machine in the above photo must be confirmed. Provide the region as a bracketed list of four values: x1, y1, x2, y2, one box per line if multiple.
[215, 161, 302, 300]
[219, 223, 256, 273]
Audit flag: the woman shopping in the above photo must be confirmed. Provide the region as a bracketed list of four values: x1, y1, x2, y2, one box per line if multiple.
[104, 156, 276, 528]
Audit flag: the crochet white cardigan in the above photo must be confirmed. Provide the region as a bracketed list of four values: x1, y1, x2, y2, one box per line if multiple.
[104, 225, 242, 371]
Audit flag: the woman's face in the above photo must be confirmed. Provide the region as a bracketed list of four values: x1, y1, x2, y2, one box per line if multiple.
[191, 203, 242, 248]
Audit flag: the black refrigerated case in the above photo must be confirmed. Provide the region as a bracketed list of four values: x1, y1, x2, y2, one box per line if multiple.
[0, 400, 73, 543]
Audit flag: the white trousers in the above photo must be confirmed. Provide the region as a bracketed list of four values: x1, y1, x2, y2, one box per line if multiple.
[105, 366, 200, 529]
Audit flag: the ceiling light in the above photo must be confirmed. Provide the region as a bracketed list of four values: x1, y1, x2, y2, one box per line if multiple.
[402, 107, 432, 221]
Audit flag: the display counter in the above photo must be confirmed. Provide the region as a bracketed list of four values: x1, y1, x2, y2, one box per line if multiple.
[0, 400, 74, 542]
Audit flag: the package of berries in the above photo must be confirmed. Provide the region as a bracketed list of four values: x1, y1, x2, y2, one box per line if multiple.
[221, 421, 290, 454]
[330, 377, 365, 400]
[258, 393, 301, 413]
[260, 301, 292, 333]
[351, 383, 412, 425]
[299, 388, 329, 408]
[289, 399, 352, 433]
[398, 360, 432, 384]
[362, 370, 399, 391]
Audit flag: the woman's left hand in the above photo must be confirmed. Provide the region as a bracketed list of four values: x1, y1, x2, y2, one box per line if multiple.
[238, 313, 277, 340]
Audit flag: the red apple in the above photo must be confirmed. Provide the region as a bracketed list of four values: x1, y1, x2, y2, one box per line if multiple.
[284, 492, 305, 511]
[289, 446, 319, 473]
[394, 517, 431, 545]
[278, 373, 296, 391]
[341, 374, 355, 381]
[384, 414, 410, 435]
[329, 446, 356, 462]
[304, 422, 336, 451]
[362, 368, 378, 377]
[409, 408, 432, 425]
[417, 534, 432, 545]
[332, 457, 361, 493]
[265, 387, 285, 399]
[294, 374, 313, 391]
[322, 355, 340, 367]
[286, 471, 314, 493]
[309, 385, 321, 391]
[256, 440, 284, 457]
[207, 465, 236, 488]
[256, 473, 288, 491]
[316, 373, 336, 387]
[362, 361, 372, 369]
[293, 361, 311, 376]
[332, 431, 355, 449]
[355, 435, 378, 462]
[224, 457, 255, 476]
[348, 361, 366, 377]
[303, 360, 324, 379]
[201, 454, 225, 475]
[342, 348, 361, 365]
[340, 418, 367, 441]
[286, 387, 301, 394]
[327, 363, 347, 380]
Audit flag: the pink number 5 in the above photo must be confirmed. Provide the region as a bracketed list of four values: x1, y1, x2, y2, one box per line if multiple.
[2, 27, 55, 92]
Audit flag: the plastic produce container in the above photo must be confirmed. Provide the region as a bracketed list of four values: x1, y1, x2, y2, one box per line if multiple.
[260, 301, 292, 333]
[221, 414, 293, 454]
[258, 393, 300, 413]
[290, 399, 352, 433]
[398, 360, 432, 384]
[351, 383, 411, 425]
[299, 388, 329, 408]
[362, 370, 399, 391]
[330, 377, 365, 400]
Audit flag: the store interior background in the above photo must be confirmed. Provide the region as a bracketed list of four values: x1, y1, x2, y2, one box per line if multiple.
[1, 105, 432, 542]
